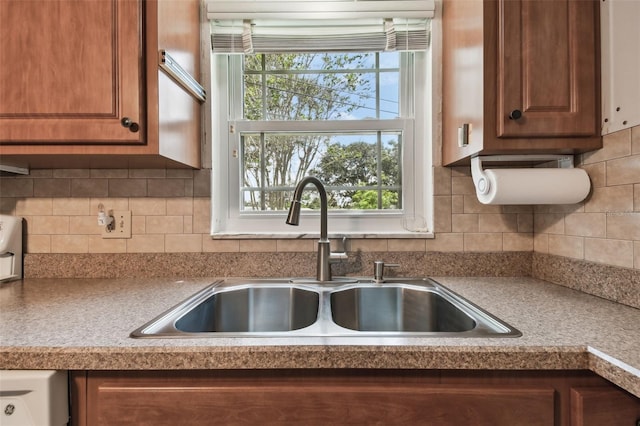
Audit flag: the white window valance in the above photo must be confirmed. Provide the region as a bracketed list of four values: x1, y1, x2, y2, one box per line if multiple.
[207, 1, 435, 20]
[208, 0, 434, 54]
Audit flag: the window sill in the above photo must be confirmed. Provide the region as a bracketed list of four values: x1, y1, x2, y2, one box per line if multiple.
[210, 231, 435, 240]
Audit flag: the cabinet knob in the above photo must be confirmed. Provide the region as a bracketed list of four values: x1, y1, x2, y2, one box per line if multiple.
[509, 109, 523, 120]
[121, 117, 140, 133]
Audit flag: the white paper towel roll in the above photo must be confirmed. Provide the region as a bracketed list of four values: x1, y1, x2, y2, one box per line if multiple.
[476, 168, 591, 205]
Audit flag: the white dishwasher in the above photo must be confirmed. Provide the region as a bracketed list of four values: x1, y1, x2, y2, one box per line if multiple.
[0, 370, 68, 426]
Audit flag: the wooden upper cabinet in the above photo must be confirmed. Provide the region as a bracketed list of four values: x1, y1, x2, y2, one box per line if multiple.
[442, 0, 602, 166]
[498, 0, 598, 138]
[0, 0, 144, 144]
[0, 0, 202, 169]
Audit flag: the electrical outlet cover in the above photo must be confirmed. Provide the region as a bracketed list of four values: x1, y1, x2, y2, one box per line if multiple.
[102, 211, 132, 239]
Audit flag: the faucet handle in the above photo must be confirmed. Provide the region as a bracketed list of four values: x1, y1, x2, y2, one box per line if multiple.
[373, 261, 400, 283]
[333, 236, 348, 252]
[329, 236, 348, 264]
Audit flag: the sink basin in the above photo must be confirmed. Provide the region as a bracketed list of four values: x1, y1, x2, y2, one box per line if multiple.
[330, 286, 476, 332]
[176, 286, 319, 333]
[131, 278, 521, 338]
[132, 282, 320, 337]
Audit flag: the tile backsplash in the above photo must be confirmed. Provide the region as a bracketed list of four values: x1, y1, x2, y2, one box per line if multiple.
[1, 125, 638, 272]
[0, 167, 534, 256]
[533, 125, 639, 270]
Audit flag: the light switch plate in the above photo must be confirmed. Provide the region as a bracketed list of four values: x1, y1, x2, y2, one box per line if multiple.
[102, 210, 132, 239]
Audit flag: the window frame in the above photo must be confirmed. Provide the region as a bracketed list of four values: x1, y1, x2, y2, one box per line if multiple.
[210, 51, 433, 238]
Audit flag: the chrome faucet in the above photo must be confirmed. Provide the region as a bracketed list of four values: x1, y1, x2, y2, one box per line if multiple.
[286, 176, 347, 282]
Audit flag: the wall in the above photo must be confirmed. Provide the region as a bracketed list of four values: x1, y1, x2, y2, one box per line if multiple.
[0, 127, 637, 272]
[533, 125, 639, 270]
[0, 166, 534, 257]
[0, 168, 213, 254]
[0, 130, 637, 275]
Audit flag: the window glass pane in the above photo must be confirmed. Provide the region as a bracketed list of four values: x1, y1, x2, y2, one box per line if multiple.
[379, 52, 400, 68]
[240, 131, 402, 211]
[243, 74, 264, 120]
[380, 71, 399, 119]
[244, 54, 262, 72]
[241, 132, 329, 211]
[242, 52, 400, 121]
[241, 189, 293, 212]
[246, 53, 376, 71]
[264, 72, 374, 120]
[240, 133, 262, 189]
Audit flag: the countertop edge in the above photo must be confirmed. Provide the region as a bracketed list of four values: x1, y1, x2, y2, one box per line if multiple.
[587, 347, 640, 397]
[0, 344, 591, 371]
[1, 344, 637, 397]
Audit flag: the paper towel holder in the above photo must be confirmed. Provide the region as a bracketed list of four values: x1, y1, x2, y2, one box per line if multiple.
[471, 154, 576, 198]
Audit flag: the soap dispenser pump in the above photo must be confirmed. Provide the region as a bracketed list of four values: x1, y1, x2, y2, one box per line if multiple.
[0, 215, 23, 282]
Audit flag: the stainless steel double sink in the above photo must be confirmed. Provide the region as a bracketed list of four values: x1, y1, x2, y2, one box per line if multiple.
[131, 278, 521, 338]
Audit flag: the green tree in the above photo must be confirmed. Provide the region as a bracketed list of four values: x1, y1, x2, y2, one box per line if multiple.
[242, 53, 371, 210]
[352, 190, 399, 210]
[311, 140, 400, 209]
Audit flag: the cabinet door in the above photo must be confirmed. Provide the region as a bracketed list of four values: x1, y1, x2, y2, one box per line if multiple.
[93, 386, 554, 426]
[80, 372, 555, 426]
[497, 0, 598, 138]
[0, 0, 143, 144]
[571, 386, 640, 426]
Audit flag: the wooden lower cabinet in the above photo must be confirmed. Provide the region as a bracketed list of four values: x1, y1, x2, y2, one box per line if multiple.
[571, 386, 640, 426]
[71, 370, 639, 426]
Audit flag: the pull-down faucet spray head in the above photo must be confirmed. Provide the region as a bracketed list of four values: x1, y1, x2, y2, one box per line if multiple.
[285, 176, 328, 241]
[285, 200, 302, 226]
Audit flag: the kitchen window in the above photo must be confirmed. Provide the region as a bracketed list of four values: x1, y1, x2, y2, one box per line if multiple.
[208, 1, 436, 237]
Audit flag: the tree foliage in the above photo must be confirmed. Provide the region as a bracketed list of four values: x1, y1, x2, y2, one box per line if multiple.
[311, 140, 400, 209]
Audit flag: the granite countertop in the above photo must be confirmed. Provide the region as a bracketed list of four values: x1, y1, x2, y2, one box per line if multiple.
[0, 276, 638, 398]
